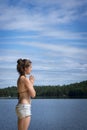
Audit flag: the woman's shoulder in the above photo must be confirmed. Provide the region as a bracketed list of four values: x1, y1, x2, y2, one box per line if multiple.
[17, 76, 26, 84]
[17, 76, 27, 90]
[19, 75, 26, 80]
[20, 76, 30, 82]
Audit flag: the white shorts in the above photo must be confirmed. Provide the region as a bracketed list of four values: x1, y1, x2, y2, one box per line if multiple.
[16, 103, 32, 119]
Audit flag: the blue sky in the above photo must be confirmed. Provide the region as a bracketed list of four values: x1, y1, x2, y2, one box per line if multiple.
[0, 0, 87, 88]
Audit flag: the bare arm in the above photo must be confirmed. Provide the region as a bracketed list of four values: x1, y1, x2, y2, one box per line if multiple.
[24, 76, 36, 98]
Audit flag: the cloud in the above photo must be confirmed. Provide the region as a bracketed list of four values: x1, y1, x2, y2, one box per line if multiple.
[14, 41, 87, 58]
[0, 0, 87, 31]
[0, 0, 87, 88]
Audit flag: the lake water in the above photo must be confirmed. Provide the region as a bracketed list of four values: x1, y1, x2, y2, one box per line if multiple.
[0, 99, 87, 130]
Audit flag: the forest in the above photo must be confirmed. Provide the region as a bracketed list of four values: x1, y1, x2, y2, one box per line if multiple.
[0, 80, 87, 98]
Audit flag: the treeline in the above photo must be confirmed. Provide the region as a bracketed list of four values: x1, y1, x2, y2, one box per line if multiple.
[35, 80, 87, 98]
[0, 80, 87, 98]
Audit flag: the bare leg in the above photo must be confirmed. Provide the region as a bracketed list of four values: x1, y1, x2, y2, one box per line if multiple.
[18, 116, 31, 130]
[23, 116, 31, 130]
[18, 118, 23, 130]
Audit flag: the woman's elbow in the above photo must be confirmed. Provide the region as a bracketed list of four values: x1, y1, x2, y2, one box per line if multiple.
[31, 91, 36, 98]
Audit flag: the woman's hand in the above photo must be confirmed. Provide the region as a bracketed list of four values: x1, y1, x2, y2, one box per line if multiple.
[29, 75, 35, 84]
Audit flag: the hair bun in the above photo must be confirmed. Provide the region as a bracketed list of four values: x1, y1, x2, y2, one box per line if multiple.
[17, 58, 23, 64]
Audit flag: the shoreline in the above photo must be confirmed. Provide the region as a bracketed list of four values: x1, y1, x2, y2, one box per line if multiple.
[0, 97, 87, 99]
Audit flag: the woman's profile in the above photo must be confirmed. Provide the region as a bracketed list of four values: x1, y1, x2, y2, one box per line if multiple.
[15, 58, 36, 130]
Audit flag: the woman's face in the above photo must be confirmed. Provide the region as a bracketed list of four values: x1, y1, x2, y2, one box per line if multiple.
[25, 64, 32, 74]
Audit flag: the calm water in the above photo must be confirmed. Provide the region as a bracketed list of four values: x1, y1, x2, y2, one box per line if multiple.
[0, 99, 87, 130]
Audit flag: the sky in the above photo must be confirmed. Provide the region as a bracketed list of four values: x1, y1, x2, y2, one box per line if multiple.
[0, 0, 87, 88]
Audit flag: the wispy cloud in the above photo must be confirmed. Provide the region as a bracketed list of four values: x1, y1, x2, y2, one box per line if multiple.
[0, 0, 87, 30]
[0, 0, 87, 88]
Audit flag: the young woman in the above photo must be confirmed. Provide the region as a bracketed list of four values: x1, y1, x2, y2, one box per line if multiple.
[15, 58, 36, 130]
